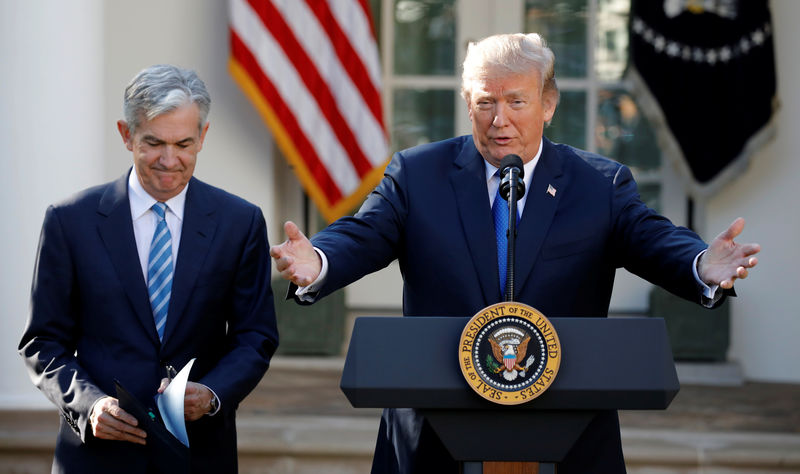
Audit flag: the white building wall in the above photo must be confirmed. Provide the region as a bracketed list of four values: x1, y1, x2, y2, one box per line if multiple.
[0, 0, 105, 408]
[709, 0, 800, 382]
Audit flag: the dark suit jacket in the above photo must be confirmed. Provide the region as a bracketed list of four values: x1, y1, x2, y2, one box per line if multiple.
[19, 170, 278, 474]
[303, 136, 713, 473]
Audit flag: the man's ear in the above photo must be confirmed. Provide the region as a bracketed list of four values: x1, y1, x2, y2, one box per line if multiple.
[117, 120, 133, 151]
[542, 90, 558, 123]
[197, 121, 210, 151]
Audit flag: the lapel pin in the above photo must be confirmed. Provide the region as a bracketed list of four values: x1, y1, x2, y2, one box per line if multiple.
[546, 184, 557, 197]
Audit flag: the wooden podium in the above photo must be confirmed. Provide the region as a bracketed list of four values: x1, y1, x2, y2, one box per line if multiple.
[340, 316, 679, 473]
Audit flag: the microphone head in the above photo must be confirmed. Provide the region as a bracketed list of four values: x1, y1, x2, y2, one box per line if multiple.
[498, 154, 526, 202]
[499, 154, 524, 179]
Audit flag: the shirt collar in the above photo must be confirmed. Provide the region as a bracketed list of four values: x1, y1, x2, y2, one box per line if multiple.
[484, 138, 543, 183]
[127, 167, 188, 221]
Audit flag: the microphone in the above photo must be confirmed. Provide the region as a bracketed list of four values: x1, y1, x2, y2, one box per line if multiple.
[498, 154, 525, 202]
[497, 154, 525, 302]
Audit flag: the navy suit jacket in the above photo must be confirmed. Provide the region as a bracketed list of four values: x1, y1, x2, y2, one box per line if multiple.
[305, 136, 712, 473]
[20, 171, 278, 473]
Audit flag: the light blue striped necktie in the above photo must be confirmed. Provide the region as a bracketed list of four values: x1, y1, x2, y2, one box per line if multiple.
[148, 202, 173, 341]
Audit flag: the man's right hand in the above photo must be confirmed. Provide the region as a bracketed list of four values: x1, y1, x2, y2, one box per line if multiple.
[89, 396, 147, 445]
[269, 221, 322, 287]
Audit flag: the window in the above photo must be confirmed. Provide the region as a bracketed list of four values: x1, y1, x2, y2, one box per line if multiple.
[374, 0, 459, 151]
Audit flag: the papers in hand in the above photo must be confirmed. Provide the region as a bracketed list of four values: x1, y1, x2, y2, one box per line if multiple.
[155, 358, 195, 447]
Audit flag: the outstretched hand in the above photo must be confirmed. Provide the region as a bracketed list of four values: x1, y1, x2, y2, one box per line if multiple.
[269, 221, 322, 287]
[698, 217, 761, 290]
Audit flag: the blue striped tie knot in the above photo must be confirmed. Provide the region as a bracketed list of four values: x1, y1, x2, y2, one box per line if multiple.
[148, 202, 172, 341]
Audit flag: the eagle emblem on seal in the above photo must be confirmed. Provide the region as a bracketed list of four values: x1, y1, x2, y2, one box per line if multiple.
[488, 327, 536, 381]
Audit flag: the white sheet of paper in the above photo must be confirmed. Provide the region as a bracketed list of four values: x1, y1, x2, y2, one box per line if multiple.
[156, 358, 195, 447]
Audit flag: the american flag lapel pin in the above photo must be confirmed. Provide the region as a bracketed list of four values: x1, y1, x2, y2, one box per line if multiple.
[547, 184, 557, 197]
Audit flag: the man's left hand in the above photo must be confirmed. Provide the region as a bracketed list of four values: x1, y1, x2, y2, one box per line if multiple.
[158, 379, 216, 421]
[698, 217, 761, 290]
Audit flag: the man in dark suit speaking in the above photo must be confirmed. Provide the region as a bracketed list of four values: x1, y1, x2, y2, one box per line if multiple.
[19, 65, 278, 473]
[270, 34, 760, 473]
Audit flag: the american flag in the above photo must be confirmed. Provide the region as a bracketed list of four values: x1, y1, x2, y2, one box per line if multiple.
[228, 0, 389, 222]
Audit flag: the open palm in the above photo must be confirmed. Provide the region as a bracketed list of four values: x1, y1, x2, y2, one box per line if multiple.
[698, 217, 761, 289]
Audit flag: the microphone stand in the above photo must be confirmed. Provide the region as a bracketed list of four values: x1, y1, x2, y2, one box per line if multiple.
[505, 167, 520, 302]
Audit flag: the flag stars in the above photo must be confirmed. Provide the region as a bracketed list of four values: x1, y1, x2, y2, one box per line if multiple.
[740, 38, 751, 53]
[752, 29, 765, 45]
[719, 46, 732, 62]
[654, 35, 666, 52]
[632, 15, 772, 66]
[666, 42, 680, 57]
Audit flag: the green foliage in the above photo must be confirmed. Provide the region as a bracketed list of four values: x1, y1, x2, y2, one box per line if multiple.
[485, 354, 501, 372]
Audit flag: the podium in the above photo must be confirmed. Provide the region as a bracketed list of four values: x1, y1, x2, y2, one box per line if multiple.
[340, 316, 679, 472]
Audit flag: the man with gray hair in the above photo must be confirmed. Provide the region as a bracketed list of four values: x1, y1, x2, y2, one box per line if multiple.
[20, 64, 278, 473]
[271, 33, 760, 473]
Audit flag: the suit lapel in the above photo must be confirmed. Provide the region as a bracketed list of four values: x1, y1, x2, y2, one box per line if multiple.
[163, 178, 217, 344]
[97, 172, 161, 345]
[516, 139, 568, 293]
[450, 142, 499, 305]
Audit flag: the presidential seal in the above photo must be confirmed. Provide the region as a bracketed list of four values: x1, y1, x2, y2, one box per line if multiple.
[458, 302, 561, 405]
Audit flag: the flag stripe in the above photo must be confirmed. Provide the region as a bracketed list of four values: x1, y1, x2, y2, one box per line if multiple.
[276, 0, 387, 168]
[234, 0, 359, 192]
[229, 0, 390, 222]
[306, 0, 384, 130]
[329, 0, 383, 86]
[247, 0, 373, 177]
[231, 0, 359, 197]
[230, 30, 343, 204]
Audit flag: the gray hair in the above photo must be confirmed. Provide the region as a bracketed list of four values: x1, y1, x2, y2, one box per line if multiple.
[461, 33, 558, 104]
[123, 64, 211, 134]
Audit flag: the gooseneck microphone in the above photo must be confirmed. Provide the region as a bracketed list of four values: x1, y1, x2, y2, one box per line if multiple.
[498, 154, 525, 302]
[499, 154, 526, 202]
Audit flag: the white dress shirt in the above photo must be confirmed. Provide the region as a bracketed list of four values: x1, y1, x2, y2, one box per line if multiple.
[485, 140, 541, 213]
[128, 168, 186, 282]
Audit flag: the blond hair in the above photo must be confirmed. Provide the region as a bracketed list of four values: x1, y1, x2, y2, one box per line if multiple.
[461, 33, 558, 104]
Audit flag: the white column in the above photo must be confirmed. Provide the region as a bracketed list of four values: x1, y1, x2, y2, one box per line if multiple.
[0, 0, 105, 408]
